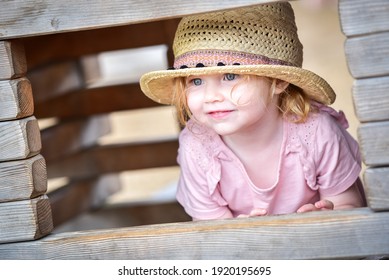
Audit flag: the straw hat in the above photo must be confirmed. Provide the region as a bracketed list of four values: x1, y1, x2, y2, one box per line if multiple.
[140, 2, 335, 105]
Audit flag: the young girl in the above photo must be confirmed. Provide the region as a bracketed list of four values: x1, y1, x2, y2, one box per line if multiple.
[140, 2, 365, 220]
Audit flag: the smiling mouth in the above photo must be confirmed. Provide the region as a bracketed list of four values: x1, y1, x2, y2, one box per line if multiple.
[207, 110, 234, 119]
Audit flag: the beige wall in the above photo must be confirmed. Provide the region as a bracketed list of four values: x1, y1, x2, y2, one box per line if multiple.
[292, 0, 358, 140]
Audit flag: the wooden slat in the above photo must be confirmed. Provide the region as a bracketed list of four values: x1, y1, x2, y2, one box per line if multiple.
[353, 76, 389, 122]
[27, 60, 84, 103]
[344, 31, 389, 79]
[358, 121, 389, 166]
[0, 208, 387, 259]
[47, 139, 179, 179]
[0, 195, 53, 244]
[49, 172, 187, 230]
[48, 175, 121, 227]
[23, 19, 179, 70]
[339, 0, 389, 37]
[54, 201, 191, 233]
[35, 83, 161, 119]
[364, 167, 389, 211]
[0, 77, 34, 121]
[0, 0, 279, 40]
[0, 154, 47, 203]
[0, 116, 41, 161]
[0, 40, 27, 80]
[41, 115, 111, 162]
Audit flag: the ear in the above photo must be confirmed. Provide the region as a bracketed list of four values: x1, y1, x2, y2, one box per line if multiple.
[274, 79, 289, 94]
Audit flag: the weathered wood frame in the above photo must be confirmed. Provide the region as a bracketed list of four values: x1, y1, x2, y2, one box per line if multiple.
[0, 0, 388, 259]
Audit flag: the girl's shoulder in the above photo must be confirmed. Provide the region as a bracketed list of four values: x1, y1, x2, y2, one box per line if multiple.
[289, 103, 349, 134]
[286, 103, 355, 152]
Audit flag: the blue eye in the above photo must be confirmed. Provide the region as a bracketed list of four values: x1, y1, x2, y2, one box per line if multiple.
[192, 78, 202, 86]
[224, 73, 238, 81]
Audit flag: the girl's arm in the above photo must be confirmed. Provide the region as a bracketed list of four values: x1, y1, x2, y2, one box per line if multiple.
[297, 179, 364, 213]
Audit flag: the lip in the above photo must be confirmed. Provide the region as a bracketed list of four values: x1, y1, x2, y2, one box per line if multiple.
[206, 109, 235, 119]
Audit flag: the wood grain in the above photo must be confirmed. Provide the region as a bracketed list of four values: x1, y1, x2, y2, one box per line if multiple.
[339, 0, 389, 37]
[34, 83, 161, 119]
[0, 154, 47, 202]
[27, 60, 84, 103]
[364, 167, 389, 211]
[0, 208, 387, 259]
[0, 195, 53, 244]
[0, 40, 27, 79]
[48, 175, 120, 227]
[0, 39, 27, 80]
[47, 139, 179, 179]
[0, 0, 279, 39]
[0, 77, 34, 121]
[41, 115, 111, 162]
[353, 76, 389, 122]
[54, 201, 191, 233]
[0, 116, 41, 161]
[23, 19, 179, 70]
[344, 32, 389, 79]
[358, 121, 389, 166]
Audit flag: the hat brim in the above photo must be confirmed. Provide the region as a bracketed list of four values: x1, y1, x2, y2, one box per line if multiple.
[140, 65, 335, 105]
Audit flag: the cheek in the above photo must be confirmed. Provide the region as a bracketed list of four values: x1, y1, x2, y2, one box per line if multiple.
[233, 87, 259, 106]
[186, 93, 203, 114]
[234, 82, 271, 107]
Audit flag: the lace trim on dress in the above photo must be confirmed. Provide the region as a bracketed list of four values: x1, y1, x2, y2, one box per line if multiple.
[285, 112, 318, 189]
[184, 121, 229, 205]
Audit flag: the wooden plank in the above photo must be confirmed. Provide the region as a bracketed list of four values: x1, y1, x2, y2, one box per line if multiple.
[364, 167, 389, 211]
[41, 106, 179, 161]
[0, 154, 47, 203]
[0, 195, 53, 244]
[50, 167, 180, 228]
[41, 115, 111, 162]
[353, 76, 389, 122]
[27, 60, 84, 103]
[358, 121, 389, 167]
[339, 0, 389, 37]
[103, 167, 180, 207]
[23, 19, 179, 70]
[49, 173, 187, 230]
[54, 201, 191, 233]
[0, 0, 280, 40]
[344, 31, 389, 79]
[0, 208, 388, 259]
[34, 83, 161, 119]
[0, 40, 27, 80]
[0, 116, 41, 161]
[49, 175, 120, 227]
[0, 77, 34, 121]
[47, 139, 179, 179]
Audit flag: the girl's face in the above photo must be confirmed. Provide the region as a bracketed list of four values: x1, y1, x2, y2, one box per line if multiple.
[185, 73, 282, 136]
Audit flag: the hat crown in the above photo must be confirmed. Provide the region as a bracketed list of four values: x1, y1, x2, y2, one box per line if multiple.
[173, 2, 303, 68]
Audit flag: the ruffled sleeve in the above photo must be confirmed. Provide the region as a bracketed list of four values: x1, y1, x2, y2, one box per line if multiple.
[313, 101, 349, 129]
[175, 122, 231, 220]
[290, 104, 361, 196]
[314, 106, 362, 196]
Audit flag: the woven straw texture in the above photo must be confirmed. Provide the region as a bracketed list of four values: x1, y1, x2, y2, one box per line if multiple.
[140, 2, 335, 105]
[173, 3, 302, 67]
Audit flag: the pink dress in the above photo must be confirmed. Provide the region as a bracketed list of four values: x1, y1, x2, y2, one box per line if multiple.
[176, 105, 362, 220]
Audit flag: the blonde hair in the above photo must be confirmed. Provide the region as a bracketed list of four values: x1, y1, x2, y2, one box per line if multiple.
[172, 76, 314, 126]
[276, 81, 314, 123]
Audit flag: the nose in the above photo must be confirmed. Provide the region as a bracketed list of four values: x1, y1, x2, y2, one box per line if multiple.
[204, 80, 224, 103]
